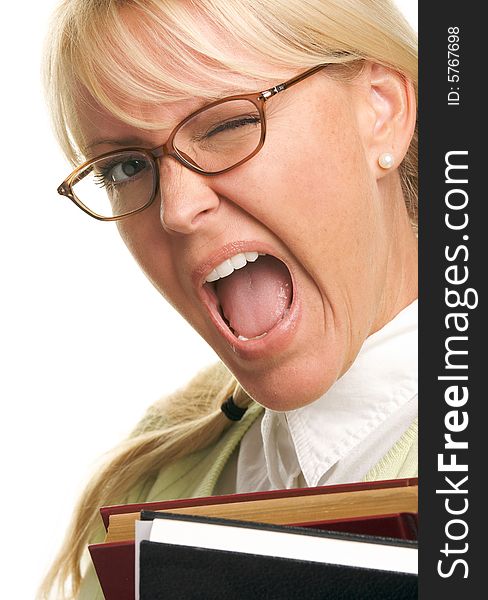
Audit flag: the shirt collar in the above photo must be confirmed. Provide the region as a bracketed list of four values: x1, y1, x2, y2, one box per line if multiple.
[261, 300, 418, 488]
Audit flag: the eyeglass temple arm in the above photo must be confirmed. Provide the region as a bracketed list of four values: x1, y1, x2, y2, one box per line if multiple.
[259, 64, 329, 100]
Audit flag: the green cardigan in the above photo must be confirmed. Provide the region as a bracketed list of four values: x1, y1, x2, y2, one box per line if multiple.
[78, 365, 418, 599]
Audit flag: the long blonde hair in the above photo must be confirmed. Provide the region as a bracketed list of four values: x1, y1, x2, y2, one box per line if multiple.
[40, 1, 418, 597]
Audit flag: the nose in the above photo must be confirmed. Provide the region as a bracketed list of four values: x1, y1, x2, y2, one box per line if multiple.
[158, 156, 220, 235]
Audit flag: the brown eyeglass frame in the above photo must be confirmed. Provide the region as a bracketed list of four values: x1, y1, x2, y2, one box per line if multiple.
[57, 63, 329, 221]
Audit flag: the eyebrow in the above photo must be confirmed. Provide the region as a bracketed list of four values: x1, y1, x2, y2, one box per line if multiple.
[85, 136, 152, 153]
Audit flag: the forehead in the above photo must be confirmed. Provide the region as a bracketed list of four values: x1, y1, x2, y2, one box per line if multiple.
[76, 88, 201, 153]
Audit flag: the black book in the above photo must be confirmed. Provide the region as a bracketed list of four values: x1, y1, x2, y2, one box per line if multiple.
[137, 510, 418, 600]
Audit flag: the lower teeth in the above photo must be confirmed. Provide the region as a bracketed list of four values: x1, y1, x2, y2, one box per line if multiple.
[237, 332, 268, 341]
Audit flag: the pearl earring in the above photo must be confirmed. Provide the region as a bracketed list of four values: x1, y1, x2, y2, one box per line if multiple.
[378, 152, 394, 169]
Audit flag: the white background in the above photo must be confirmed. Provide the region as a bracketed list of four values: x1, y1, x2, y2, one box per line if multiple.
[0, 2, 417, 598]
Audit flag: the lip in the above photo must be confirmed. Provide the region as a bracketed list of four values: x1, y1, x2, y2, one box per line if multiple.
[194, 240, 301, 360]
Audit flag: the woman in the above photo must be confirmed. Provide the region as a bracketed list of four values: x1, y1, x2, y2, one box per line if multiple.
[40, 0, 418, 598]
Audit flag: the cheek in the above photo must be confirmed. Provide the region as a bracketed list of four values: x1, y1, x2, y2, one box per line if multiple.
[116, 215, 160, 271]
[115, 216, 212, 334]
[245, 104, 377, 270]
[116, 216, 177, 301]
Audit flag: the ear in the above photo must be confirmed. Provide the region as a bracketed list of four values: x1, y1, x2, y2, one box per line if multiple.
[355, 62, 416, 179]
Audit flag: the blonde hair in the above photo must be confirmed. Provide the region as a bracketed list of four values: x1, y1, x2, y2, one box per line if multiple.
[39, 1, 418, 597]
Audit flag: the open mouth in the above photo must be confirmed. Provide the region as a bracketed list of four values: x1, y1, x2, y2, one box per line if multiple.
[203, 251, 294, 342]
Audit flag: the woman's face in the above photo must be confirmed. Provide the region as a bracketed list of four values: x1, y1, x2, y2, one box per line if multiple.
[78, 57, 417, 411]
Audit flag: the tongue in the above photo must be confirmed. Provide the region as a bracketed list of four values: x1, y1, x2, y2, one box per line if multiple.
[215, 255, 292, 338]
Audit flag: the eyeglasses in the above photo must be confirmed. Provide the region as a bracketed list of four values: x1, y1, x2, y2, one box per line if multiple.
[57, 64, 329, 221]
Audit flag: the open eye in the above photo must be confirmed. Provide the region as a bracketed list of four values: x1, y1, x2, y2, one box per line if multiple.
[70, 150, 156, 219]
[91, 155, 150, 190]
[101, 157, 149, 185]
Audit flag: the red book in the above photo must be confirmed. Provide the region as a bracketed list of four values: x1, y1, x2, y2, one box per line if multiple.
[89, 477, 418, 600]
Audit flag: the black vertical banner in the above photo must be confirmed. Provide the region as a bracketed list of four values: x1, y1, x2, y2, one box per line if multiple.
[419, 2, 484, 599]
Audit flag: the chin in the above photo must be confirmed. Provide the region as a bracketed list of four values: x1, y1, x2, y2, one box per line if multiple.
[231, 355, 340, 412]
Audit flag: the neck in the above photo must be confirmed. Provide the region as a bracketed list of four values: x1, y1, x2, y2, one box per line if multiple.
[372, 177, 418, 334]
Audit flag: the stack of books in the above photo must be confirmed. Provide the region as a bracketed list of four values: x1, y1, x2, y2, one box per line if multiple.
[89, 477, 418, 599]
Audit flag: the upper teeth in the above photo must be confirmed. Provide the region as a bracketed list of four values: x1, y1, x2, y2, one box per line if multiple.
[205, 252, 262, 283]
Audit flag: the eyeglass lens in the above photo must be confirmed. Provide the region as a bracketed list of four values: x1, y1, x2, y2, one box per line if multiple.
[71, 99, 263, 219]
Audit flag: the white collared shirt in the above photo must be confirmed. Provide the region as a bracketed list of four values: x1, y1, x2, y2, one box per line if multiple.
[215, 300, 418, 493]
